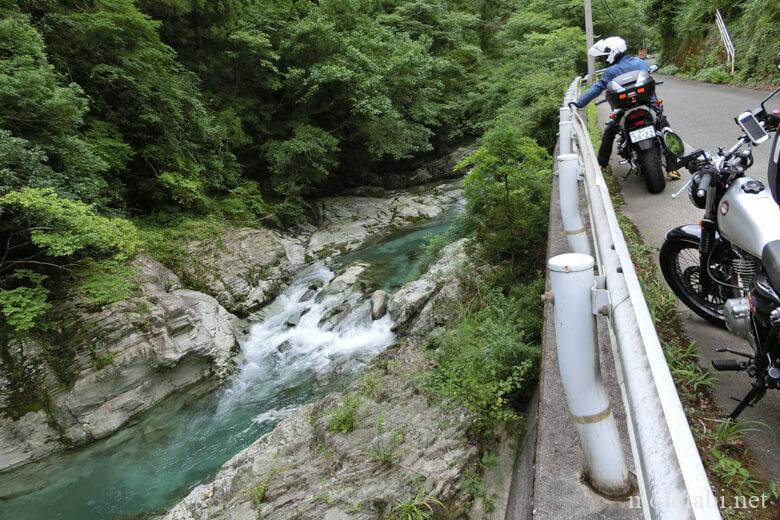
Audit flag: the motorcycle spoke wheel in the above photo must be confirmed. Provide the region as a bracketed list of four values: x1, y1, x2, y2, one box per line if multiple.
[660, 240, 733, 328]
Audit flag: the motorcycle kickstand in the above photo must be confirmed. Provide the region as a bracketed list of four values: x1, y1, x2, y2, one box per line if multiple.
[728, 384, 767, 421]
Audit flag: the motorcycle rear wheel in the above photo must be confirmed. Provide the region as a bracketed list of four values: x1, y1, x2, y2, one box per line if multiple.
[659, 239, 733, 328]
[637, 146, 666, 194]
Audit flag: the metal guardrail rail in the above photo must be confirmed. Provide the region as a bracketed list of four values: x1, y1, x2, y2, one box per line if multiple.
[558, 77, 722, 519]
[715, 10, 736, 76]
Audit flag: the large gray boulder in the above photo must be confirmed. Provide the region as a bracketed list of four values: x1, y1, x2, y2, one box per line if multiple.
[370, 290, 389, 320]
[0, 411, 61, 473]
[182, 228, 307, 316]
[0, 256, 241, 472]
[388, 239, 468, 329]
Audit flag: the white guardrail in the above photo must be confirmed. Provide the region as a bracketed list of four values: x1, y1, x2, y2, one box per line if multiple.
[555, 77, 722, 519]
[715, 10, 736, 76]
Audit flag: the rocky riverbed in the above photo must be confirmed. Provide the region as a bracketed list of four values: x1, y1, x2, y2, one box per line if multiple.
[0, 179, 464, 479]
[164, 241, 476, 520]
[181, 181, 463, 316]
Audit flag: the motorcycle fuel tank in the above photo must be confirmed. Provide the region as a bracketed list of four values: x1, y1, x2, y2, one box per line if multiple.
[718, 176, 780, 258]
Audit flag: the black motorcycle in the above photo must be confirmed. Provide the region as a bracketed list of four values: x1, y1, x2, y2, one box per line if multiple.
[597, 68, 671, 193]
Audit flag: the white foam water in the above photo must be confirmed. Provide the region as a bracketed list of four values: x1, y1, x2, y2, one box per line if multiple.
[218, 261, 394, 413]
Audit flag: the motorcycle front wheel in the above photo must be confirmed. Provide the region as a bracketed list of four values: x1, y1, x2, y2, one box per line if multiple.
[659, 239, 733, 328]
[637, 146, 666, 194]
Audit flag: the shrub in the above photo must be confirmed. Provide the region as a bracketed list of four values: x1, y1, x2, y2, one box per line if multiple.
[327, 394, 360, 434]
[219, 181, 270, 224]
[0, 270, 51, 332]
[424, 279, 543, 436]
[693, 66, 731, 85]
[78, 259, 138, 306]
[457, 126, 550, 274]
[136, 214, 228, 270]
[658, 64, 679, 75]
[0, 188, 139, 260]
[390, 491, 443, 520]
[0, 188, 140, 331]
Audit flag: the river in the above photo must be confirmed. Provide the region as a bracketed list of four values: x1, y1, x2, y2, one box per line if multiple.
[0, 199, 462, 520]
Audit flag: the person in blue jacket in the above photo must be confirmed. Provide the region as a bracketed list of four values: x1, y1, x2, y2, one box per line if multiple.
[569, 36, 679, 179]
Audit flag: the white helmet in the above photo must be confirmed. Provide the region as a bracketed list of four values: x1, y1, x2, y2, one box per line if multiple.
[588, 36, 627, 65]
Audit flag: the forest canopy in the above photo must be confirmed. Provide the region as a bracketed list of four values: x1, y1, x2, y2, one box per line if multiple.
[0, 0, 643, 331]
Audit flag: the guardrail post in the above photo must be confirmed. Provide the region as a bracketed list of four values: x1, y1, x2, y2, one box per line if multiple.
[557, 154, 590, 255]
[559, 107, 572, 155]
[548, 253, 631, 497]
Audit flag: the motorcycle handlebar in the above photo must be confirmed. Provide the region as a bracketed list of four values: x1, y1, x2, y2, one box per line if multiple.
[674, 149, 705, 170]
[725, 136, 749, 157]
[696, 172, 712, 200]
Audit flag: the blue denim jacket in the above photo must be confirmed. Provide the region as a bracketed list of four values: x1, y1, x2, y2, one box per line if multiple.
[575, 55, 649, 107]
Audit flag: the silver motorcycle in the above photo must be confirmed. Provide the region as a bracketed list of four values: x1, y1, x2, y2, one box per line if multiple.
[659, 60, 780, 419]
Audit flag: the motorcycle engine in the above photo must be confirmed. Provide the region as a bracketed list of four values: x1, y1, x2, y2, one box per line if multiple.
[724, 297, 752, 341]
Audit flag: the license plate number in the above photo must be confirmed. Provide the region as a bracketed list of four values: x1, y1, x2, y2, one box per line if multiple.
[629, 126, 656, 143]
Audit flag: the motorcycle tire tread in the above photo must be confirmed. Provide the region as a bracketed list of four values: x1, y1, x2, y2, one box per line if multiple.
[638, 146, 666, 194]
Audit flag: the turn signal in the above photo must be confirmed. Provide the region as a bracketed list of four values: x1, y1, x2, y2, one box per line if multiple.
[619, 93, 627, 100]
[637, 87, 646, 94]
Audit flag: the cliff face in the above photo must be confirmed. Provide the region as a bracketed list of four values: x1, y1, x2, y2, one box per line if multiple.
[164, 241, 477, 520]
[0, 256, 241, 472]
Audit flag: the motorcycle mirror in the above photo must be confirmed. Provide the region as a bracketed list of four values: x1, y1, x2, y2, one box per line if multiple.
[776, 52, 780, 71]
[663, 131, 685, 157]
[648, 64, 659, 73]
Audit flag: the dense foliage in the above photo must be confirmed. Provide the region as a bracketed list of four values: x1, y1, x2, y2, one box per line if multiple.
[425, 280, 543, 436]
[0, 0, 646, 333]
[422, 0, 650, 438]
[648, 0, 780, 83]
[422, 1, 585, 438]
[0, 0, 511, 331]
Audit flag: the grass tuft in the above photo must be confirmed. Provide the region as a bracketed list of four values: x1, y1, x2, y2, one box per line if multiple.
[327, 394, 360, 434]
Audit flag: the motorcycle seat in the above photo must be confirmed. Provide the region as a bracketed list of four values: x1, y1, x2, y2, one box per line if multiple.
[763, 240, 780, 290]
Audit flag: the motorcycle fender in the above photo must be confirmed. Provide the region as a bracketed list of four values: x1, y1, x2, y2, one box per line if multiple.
[633, 138, 655, 151]
[664, 224, 722, 244]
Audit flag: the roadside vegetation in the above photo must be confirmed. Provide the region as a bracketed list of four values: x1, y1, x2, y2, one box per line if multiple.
[415, 0, 646, 507]
[647, 0, 780, 86]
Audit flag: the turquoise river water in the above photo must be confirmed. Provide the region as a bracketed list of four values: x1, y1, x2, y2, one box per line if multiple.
[0, 198, 461, 520]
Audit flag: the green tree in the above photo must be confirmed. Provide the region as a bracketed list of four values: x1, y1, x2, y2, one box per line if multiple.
[22, 0, 240, 210]
[0, 188, 140, 331]
[458, 126, 551, 274]
[0, 7, 110, 203]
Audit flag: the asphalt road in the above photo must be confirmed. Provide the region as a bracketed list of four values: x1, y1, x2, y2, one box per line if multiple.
[597, 74, 780, 485]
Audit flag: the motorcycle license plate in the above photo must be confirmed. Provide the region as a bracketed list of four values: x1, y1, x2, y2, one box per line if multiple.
[629, 126, 656, 143]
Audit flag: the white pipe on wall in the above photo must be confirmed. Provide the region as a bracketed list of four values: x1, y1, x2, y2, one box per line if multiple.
[557, 154, 590, 255]
[548, 253, 631, 497]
